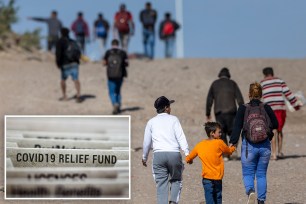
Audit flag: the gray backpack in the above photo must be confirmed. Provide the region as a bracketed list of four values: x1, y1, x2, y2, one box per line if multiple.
[243, 103, 272, 143]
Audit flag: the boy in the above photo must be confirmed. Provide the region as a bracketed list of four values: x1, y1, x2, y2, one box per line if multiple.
[186, 122, 235, 204]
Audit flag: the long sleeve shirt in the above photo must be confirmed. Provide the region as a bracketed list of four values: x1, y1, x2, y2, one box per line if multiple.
[229, 99, 278, 145]
[261, 76, 298, 110]
[206, 77, 244, 116]
[142, 113, 189, 162]
[31, 17, 62, 37]
[186, 139, 235, 180]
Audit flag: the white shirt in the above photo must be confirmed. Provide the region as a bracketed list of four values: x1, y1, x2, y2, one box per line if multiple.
[142, 113, 189, 161]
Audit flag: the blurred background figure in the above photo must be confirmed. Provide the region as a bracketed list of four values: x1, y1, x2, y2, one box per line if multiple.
[113, 4, 135, 52]
[28, 10, 62, 52]
[206, 68, 244, 160]
[159, 12, 179, 58]
[261, 67, 301, 160]
[93, 13, 110, 60]
[71, 12, 90, 54]
[139, 2, 157, 60]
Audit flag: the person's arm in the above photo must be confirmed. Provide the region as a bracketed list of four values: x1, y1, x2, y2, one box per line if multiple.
[206, 83, 214, 120]
[71, 21, 76, 34]
[84, 21, 90, 37]
[264, 104, 279, 140]
[142, 121, 153, 166]
[174, 21, 180, 31]
[174, 119, 189, 156]
[55, 40, 62, 68]
[102, 51, 109, 66]
[219, 140, 236, 155]
[234, 81, 245, 105]
[185, 145, 198, 164]
[128, 12, 135, 35]
[281, 80, 299, 110]
[139, 10, 143, 24]
[229, 104, 246, 145]
[159, 22, 164, 39]
[28, 17, 47, 22]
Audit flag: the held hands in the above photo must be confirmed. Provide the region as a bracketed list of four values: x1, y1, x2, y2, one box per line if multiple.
[142, 159, 147, 167]
[294, 105, 301, 111]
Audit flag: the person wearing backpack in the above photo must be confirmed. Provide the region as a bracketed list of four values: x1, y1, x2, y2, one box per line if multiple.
[140, 2, 157, 59]
[113, 4, 135, 52]
[56, 28, 82, 103]
[103, 39, 128, 114]
[260, 67, 301, 160]
[229, 82, 278, 204]
[159, 12, 180, 58]
[71, 12, 90, 53]
[93, 13, 110, 60]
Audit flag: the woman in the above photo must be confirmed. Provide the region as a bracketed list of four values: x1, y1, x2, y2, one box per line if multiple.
[229, 82, 278, 204]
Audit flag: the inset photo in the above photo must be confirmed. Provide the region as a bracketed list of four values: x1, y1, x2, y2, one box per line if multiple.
[5, 116, 130, 200]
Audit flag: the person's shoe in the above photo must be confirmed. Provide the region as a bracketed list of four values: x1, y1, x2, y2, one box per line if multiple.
[247, 190, 256, 204]
[112, 104, 120, 115]
[258, 200, 265, 204]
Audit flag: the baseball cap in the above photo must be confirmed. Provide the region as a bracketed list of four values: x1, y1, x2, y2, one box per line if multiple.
[154, 96, 175, 111]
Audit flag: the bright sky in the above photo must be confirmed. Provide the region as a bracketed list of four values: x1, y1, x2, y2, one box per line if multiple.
[8, 0, 306, 59]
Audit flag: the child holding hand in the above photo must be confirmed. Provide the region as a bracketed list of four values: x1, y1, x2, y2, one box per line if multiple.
[186, 122, 236, 204]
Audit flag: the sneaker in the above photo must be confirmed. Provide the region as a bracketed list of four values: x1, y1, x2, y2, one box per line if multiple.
[247, 191, 256, 204]
[112, 104, 120, 115]
[258, 200, 265, 204]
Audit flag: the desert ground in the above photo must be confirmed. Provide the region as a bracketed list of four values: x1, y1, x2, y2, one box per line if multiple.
[0, 51, 305, 204]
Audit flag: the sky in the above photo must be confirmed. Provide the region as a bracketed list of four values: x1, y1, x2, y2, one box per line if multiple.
[6, 0, 306, 59]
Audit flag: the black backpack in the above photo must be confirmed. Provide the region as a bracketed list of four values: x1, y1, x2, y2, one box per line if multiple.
[65, 40, 81, 63]
[243, 103, 272, 143]
[107, 50, 123, 79]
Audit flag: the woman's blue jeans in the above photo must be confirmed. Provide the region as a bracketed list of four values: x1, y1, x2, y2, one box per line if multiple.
[241, 138, 271, 201]
[202, 178, 222, 204]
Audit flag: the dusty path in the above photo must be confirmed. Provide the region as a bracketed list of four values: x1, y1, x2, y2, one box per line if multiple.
[0, 52, 305, 203]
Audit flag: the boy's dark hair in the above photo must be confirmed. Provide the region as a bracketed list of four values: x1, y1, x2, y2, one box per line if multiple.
[263, 67, 274, 77]
[52, 11, 57, 16]
[204, 122, 221, 137]
[165, 12, 171, 19]
[61, 27, 70, 37]
[111, 39, 119, 46]
[78, 12, 83, 17]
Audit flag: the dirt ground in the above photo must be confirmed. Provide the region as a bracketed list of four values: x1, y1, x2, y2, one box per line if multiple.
[0, 51, 305, 204]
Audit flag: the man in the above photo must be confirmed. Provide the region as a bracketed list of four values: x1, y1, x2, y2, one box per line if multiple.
[28, 10, 62, 52]
[142, 96, 189, 204]
[103, 39, 128, 114]
[159, 13, 179, 58]
[140, 2, 157, 59]
[71, 12, 90, 53]
[55, 27, 82, 103]
[93, 13, 110, 60]
[206, 68, 244, 159]
[113, 4, 135, 52]
[261, 67, 300, 160]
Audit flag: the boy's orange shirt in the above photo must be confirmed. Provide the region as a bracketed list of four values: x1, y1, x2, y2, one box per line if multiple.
[186, 139, 235, 180]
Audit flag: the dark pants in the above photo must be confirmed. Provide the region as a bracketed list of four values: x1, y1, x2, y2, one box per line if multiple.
[47, 35, 59, 51]
[202, 178, 222, 204]
[76, 34, 85, 53]
[215, 113, 236, 145]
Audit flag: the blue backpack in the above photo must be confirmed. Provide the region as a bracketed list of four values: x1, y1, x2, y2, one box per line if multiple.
[75, 20, 85, 35]
[96, 21, 107, 38]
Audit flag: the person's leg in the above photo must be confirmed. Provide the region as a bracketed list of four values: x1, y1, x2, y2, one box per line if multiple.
[114, 79, 123, 112]
[167, 153, 183, 203]
[60, 80, 67, 100]
[70, 65, 81, 101]
[148, 31, 155, 59]
[143, 29, 149, 57]
[152, 152, 170, 204]
[202, 179, 214, 204]
[47, 36, 52, 51]
[213, 180, 222, 204]
[271, 130, 277, 160]
[121, 34, 129, 52]
[98, 38, 106, 60]
[168, 37, 175, 58]
[241, 139, 259, 196]
[107, 80, 116, 105]
[74, 80, 81, 99]
[165, 38, 170, 58]
[256, 140, 271, 202]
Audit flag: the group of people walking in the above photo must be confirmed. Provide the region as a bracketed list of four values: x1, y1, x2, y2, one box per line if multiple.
[142, 67, 301, 204]
[28, 2, 181, 59]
